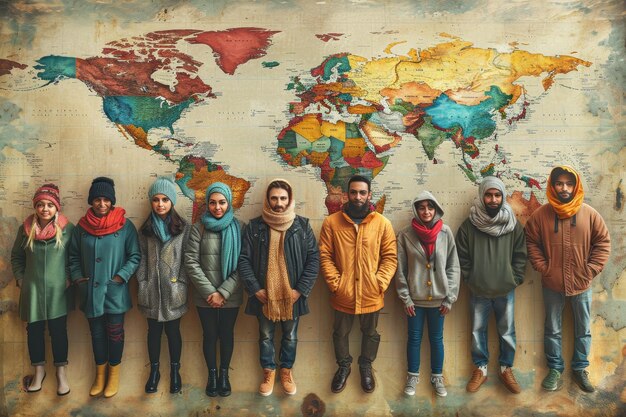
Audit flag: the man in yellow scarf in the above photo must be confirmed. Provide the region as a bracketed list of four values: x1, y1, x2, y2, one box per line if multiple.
[526, 166, 611, 393]
[239, 179, 319, 397]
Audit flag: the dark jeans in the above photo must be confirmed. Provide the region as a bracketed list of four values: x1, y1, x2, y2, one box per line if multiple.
[333, 309, 380, 368]
[26, 316, 68, 366]
[258, 314, 299, 370]
[88, 313, 125, 366]
[197, 307, 239, 370]
[147, 318, 182, 364]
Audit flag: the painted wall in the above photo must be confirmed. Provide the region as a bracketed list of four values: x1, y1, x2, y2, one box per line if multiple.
[0, 1, 624, 416]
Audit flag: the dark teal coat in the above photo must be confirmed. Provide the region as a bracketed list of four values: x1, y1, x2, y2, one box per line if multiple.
[68, 220, 141, 318]
[11, 223, 75, 323]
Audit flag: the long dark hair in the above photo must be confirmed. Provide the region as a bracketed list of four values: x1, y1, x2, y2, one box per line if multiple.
[140, 207, 186, 237]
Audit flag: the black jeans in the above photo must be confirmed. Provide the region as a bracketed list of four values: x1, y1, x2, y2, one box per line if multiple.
[147, 318, 182, 363]
[88, 313, 125, 366]
[197, 307, 239, 369]
[333, 309, 381, 368]
[26, 316, 68, 366]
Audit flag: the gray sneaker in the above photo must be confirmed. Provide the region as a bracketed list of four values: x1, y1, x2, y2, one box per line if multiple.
[404, 373, 419, 396]
[430, 375, 447, 397]
[572, 369, 595, 393]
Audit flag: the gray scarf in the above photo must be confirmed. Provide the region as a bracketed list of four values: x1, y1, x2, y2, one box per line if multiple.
[469, 177, 517, 237]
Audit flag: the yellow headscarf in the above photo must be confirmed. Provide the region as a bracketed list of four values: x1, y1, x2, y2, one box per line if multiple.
[546, 166, 584, 219]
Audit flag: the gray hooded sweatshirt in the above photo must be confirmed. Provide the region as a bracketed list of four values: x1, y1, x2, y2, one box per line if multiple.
[395, 191, 461, 309]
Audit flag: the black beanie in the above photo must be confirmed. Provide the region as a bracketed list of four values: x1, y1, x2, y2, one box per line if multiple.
[88, 177, 116, 205]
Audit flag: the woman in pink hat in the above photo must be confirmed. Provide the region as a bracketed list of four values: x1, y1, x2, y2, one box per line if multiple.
[11, 183, 75, 395]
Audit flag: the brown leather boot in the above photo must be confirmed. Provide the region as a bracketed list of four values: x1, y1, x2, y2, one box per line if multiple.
[279, 368, 296, 395]
[259, 368, 275, 396]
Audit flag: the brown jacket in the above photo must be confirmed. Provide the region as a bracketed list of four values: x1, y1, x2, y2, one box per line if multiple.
[525, 203, 610, 295]
[319, 211, 397, 314]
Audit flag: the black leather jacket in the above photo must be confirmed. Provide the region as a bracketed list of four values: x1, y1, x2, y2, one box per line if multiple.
[238, 215, 319, 318]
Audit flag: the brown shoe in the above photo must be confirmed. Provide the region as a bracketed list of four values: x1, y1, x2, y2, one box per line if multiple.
[499, 367, 521, 394]
[466, 368, 487, 392]
[259, 368, 275, 396]
[279, 368, 296, 395]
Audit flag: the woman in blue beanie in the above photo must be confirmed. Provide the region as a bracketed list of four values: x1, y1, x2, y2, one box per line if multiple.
[185, 182, 243, 397]
[137, 177, 190, 394]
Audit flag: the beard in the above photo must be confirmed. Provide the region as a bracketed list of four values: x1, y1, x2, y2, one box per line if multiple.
[346, 199, 371, 218]
[557, 193, 573, 203]
[485, 203, 502, 218]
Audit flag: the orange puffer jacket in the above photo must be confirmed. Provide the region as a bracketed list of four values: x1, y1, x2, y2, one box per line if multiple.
[319, 210, 397, 314]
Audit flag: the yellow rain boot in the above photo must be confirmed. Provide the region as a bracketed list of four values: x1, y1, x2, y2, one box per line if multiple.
[89, 363, 107, 396]
[103, 363, 120, 398]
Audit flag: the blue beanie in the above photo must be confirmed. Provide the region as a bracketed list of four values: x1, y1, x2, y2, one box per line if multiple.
[149, 176, 177, 205]
[88, 177, 116, 205]
[206, 182, 233, 205]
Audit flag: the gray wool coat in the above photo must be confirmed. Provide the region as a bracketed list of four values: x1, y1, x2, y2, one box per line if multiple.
[136, 221, 191, 321]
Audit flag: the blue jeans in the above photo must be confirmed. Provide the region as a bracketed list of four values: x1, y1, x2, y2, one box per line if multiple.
[470, 290, 516, 367]
[543, 287, 591, 372]
[406, 307, 444, 374]
[258, 314, 299, 370]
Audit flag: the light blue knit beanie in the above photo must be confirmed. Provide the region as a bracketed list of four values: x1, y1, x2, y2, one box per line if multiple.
[148, 176, 177, 205]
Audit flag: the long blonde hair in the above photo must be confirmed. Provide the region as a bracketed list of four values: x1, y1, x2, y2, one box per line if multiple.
[25, 212, 64, 251]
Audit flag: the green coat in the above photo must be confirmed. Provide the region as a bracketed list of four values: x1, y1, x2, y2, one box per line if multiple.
[10, 223, 75, 323]
[68, 220, 141, 318]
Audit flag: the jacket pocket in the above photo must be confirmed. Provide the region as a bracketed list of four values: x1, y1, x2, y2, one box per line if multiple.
[137, 280, 150, 308]
[169, 281, 188, 310]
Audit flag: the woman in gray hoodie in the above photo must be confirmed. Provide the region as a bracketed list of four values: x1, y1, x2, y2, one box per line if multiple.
[395, 191, 460, 397]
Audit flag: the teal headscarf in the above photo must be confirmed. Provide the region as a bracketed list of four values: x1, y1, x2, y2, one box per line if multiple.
[201, 182, 241, 280]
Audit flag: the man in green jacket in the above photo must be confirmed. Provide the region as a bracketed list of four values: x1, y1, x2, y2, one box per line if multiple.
[456, 177, 527, 394]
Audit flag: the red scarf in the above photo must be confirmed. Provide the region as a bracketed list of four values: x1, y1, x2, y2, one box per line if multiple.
[78, 207, 127, 236]
[411, 218, 443, 259]
[24, 213, 69, 241]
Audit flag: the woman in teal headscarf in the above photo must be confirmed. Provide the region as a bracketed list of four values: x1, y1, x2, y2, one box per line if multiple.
[185, 182, 243, 397]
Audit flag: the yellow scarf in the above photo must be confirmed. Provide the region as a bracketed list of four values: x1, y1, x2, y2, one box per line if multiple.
[546, 165, 584, 219]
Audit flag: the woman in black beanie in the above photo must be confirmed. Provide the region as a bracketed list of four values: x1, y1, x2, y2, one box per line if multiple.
[68, 177, 141, 398]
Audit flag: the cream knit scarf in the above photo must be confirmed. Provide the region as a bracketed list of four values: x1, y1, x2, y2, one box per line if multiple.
[261, 197, 296, 321]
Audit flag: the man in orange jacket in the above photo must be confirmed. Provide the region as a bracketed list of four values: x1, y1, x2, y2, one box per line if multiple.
[526, 166, 610, 393]
[319, 175, 397, 394]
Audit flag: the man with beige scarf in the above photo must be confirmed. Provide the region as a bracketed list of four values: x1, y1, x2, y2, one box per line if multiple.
[239, 179, 320, 396]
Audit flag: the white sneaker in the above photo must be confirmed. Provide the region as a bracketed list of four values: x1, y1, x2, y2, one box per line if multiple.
[404, 373, 419, 396]
[431, 375, 447, 397]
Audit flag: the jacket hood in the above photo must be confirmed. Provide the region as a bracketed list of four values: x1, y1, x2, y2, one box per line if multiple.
[412, 190, 444, 226]
[547, 165, 584, 219]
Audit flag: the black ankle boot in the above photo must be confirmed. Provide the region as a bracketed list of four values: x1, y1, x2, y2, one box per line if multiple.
[145, 362, 160, 393]
[205, 369, 218, 397]
[218, 368, 231, 397]
[170, 363, 181, 394]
